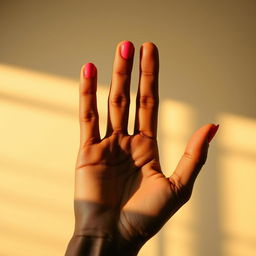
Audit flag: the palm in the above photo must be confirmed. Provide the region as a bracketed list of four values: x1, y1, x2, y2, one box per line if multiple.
[75, 132, 184, 245]
[73, 41, 217, 250]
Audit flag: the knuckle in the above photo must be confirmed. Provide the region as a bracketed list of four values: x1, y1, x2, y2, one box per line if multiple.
[114, 70, 130, 78]
[110, 94, 129, 107]
[80, 91, 95, 97]
[141, 71, 158, 86]
[183, 151, 194, 161]
[139, 130, 155, 139]
[80, 84, 96, 96]
[112, 129, 126, 135]
[80, 110, 97, 123]
[141, 72, 157, 86]
[138, 95, 158, 108]
[141, 70, 155, 77]
[183, 151, 207, 168]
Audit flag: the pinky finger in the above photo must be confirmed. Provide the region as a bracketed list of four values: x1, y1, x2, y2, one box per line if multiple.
[79, 63, 100, 145]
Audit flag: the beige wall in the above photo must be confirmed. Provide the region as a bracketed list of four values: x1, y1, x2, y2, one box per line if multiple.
[0, 1, 255, 255]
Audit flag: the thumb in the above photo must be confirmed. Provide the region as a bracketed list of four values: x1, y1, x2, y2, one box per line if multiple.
[170, 123, 219, 191]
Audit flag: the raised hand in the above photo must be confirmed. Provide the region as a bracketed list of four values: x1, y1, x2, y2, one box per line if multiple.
[65, 41, 219, 256]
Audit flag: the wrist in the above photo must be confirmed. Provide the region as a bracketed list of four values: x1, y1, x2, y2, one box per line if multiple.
[65, 234, 140, 256]
[68, 200, 142, 256]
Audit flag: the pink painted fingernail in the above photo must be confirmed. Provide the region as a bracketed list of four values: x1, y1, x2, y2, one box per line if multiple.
[208, 124, 220, 143]
[120, 41, 134, 59]
[84, 63, 97, 78]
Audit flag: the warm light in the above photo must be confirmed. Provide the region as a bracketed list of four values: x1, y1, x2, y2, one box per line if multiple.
[217, 113, 256, 256]
[1, 64, 255, 256]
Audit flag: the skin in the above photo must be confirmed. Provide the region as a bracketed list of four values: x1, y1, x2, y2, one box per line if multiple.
[70, 41, 218, 254]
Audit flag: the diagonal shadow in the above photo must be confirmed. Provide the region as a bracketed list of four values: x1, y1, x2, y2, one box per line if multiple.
[0, 91, 76, 117]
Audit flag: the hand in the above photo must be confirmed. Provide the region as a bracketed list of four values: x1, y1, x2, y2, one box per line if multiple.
[65, 41, 219, 256]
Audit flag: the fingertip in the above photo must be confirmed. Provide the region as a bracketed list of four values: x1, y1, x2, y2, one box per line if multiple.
[186, 123, 217, 154]
[141, 41, 158, 50]
[140, 42, 159, 58]
[80, 63, 98, 95]
[83, 62, 97, 79]
[119, 40, 135, 60]
[118, 39, 134, 47]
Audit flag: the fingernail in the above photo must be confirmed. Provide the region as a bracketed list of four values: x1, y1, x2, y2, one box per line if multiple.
[208, 124, 220, 143]
[120, 41, 134, 59]
[84, 63, 96, 79]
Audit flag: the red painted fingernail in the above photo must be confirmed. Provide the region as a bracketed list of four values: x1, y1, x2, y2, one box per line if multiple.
[208, 124, 220, 143]
[120, 41, 134, 59]
[84, 63, 96, 78]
